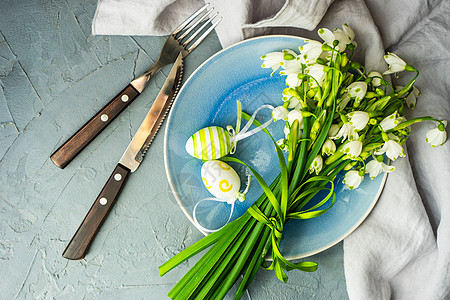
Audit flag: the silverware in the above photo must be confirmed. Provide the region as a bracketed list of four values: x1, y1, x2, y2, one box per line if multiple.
[62, 54, 184, 260]
[50, 3, 221, 169]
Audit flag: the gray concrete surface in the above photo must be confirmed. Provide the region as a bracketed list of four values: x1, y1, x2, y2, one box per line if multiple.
[0, 0, 348, 299]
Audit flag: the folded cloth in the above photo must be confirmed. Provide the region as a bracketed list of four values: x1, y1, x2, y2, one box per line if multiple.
[92, 0, 450, 299]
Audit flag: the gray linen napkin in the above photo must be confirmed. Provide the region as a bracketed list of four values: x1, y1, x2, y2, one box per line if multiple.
[92, 0, 450, 299]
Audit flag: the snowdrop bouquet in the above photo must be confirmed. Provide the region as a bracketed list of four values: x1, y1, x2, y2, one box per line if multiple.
[159, 24, 447, 300]
[264, 24, 447, 189]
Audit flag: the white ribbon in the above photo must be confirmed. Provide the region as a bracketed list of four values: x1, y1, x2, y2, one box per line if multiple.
[227, 102, 274, 154]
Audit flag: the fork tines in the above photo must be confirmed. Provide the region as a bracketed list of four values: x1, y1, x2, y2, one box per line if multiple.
[173, 3, 222, 52]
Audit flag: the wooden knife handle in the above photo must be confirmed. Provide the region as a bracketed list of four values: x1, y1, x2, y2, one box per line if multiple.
[50, 84, 140, 169]
[62, 164, 130, 260]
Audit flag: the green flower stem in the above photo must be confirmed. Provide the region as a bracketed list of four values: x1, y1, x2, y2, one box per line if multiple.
[190, 219, 257, 300]
[159, 213, 248, 276]
[288, 116, 312, 195]
[290, 160, 348, 213]
[396, 72, 419, 97]
[168, 216, 250, 299]
[214, 204, 277, 299]
[235, 223, 273, 299]
[302, 104, 335, 181]
[388, 116, 439, 132]
[288, 119, 300, 167]
[290, 158, 346, 210]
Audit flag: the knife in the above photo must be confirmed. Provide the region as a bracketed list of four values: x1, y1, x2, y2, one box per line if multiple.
[62, 54, 183, 260]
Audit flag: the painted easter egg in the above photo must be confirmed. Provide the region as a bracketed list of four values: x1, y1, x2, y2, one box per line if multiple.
[201, 160, 240, 200]
[186, 126, 233, 160]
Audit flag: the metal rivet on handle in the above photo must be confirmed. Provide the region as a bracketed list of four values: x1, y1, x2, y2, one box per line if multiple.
[99, 197, 108, 205]
[114, 173, 122, 181]
[100, 114, 108, 122]
[121, 94, 129, 102]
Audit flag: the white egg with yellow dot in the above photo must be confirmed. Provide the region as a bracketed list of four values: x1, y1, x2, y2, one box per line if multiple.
[201, 160, 241, 203]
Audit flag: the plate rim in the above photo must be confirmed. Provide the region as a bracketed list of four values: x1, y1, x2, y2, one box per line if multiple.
[163, 34, 387, 260]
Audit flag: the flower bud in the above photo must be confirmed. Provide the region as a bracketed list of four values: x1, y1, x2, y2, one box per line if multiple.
[365, 91, 377, 99]
[376, 155, 384, 162]
[313, 120, 321, 131]
[301, 111, 314, 118]
[350, 61, 362, 69]
[316, 57, 327, 65]
[321, 44, 332, 52]
[404, 65, 416, 72]
[307, 89, 316, 98]
[346, 43, 355, 51]
[297, 73, 306, 80]
[344, 161, 357, 170]
[376, 88, 385, 96]
[283, 53, 295, 60]
[341, 53, 349, 67]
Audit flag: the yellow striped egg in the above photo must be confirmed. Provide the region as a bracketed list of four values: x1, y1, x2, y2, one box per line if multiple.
[185, 126, 233, 160]
[201, 160, 240, 200]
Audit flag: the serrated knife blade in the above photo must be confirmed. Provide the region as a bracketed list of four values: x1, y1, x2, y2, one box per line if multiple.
[120, 54, 183, 171]
[62, 54, 184, 260]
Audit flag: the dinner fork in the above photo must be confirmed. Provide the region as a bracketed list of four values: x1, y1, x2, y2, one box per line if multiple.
[50, 3, 221, 169]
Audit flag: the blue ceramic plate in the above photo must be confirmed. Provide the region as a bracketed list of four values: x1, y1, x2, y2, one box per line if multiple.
[164, 35, 386, 260]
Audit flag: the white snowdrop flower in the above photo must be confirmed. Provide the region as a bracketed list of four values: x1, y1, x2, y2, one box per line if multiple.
[309, 155, 323, 174]
[272, 106, 288, 122]
[331, 123, 359, 142]
[322, 139, 336, 156]
[405, 86, 421, 109]
[341, 140, 363, 160]
[287, 109, 304, 129]
[287, 97, 301, 109]
[426, 121, 447, 148]
[383, 52, 407, 75]
[318, 24, 356, 52]
[348, 111, 369, 131]
[285, 72, 303, 87]
[375, 140, 405, 161]
[347, 82, 367, 103]
[328, 124, 340, 137]
[341, 24, 356, 45]
[261, 52, 284, 73]
[365, 159, 395, 179]
[379, 111, 404, 131]
[318, 28, 336, 47]
[299, 40, 323, 64]
[280, 58, 303, 87]
[305, 64, 326, 87]
[343, 170, 364, 190]
[368, 71, 383, 87]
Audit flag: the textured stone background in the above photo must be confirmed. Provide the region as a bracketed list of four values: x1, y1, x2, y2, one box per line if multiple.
[0, 0, 348, 299]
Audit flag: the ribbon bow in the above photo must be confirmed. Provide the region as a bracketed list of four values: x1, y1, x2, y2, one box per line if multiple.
[227, 101, 274, 154]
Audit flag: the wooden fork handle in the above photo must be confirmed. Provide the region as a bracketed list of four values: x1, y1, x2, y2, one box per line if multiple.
[50, 84, 140, 169]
